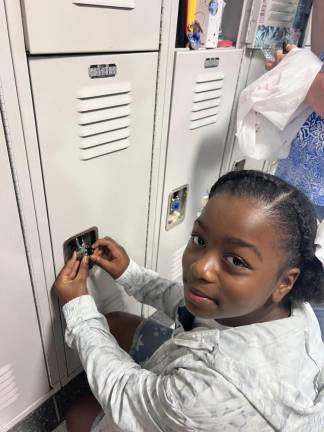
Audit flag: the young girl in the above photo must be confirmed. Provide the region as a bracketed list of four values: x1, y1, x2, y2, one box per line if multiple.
[54, 170, 324, 432]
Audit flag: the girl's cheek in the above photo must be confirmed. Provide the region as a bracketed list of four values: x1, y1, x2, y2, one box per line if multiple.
[221, 277, 257, 302]
[182, 244, 196, 264]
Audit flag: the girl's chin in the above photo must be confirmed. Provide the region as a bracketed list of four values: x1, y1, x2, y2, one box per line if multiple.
[184, 298, 220, 320]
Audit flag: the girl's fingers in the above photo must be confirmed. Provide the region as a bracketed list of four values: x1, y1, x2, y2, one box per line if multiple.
[286, 44, 296, 52]
[275, 49, 284, 63]
[76, 256, 89, 282]
[92, 247, 103, 257]
[89, 254, 113, 273]
[92, 237, 118, 250]
[61, 251, 77, 277]
[70, 258, 81, 280]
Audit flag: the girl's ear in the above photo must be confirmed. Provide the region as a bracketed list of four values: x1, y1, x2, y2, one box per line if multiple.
[272, 268, 301, 303]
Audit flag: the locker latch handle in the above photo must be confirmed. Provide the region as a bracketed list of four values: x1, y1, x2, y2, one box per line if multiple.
[72, 0, 135, 9]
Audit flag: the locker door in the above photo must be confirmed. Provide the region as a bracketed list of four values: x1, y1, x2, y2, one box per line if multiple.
[157, 49, 243, 280]
[0, 117, 50, 428]
[21, 0, 162, 54]
[28, 52, 158, 374]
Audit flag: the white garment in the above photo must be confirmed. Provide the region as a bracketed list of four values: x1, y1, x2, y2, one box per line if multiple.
[236, 48, 322, 160]
[315, 220, 324, 265]
[63, 259, 324, 432]
[193, 316, 229, 330]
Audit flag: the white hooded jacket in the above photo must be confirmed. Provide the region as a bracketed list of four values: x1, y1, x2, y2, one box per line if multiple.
[63, 260, 324, 431]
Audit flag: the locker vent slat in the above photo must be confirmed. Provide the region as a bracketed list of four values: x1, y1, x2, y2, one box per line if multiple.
[195, 71, 225, 83]
[170, 245, 186, 281]
[190, 115, 218, 130]
[78, 94, 131, 112]
[80, 139, 130, 161]
[0, 364, 19, 411]
[191, 72, 224, 130]
[268, 11, 295, 23]
[77, 83, 131, 99]
[192, 98, 221, 112]
[79, 117, 130, 137]
[78, 106, 130, 125]
[264, 0, 298, 27]
[191, 107, 219, 121]
[80, 128, 130, 149]
[73, 0, 136, 9]
[77, 82, 131, 160]
[193, 89, 222, 103]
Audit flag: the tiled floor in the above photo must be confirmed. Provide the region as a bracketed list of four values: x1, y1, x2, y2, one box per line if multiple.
[8, 372, 91, 432]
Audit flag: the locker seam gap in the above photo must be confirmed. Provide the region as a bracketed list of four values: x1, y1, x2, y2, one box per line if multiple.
[25, 59, 70, 378]
[147, 0, 175, 276]
[0, 76, 53, 390]
[26, 49, 158, 59]
[3, 1, 63, 384]
[219, 47, 247, 173]
[142, 0, 166, 316]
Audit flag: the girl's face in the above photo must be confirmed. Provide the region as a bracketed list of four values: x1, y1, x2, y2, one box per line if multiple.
[182, 193, 300, 325]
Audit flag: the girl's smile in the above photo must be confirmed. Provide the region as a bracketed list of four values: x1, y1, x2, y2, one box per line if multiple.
[182, 193, 300, 325]
[186, 286, 219, 306]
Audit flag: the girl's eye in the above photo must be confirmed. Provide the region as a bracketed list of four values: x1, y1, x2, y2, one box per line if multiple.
[190, 234, 206, 248]
[225, 255, 247, 268]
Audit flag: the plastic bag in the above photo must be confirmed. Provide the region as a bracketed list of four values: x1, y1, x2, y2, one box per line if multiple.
[236, 48, 323, 160]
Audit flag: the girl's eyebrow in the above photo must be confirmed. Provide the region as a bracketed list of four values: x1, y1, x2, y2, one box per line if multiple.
[195, 218, 207, 231]
[224, 237, 263, 262]
[195, 219, 263, 262]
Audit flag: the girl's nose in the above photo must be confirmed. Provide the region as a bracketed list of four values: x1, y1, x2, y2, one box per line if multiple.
[190, 252, 219, 283]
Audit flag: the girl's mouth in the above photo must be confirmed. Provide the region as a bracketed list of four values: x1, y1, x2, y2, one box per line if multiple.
[186, 287, 218, 305]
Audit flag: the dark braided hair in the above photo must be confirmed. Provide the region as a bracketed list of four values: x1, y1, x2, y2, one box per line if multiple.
[209, 170, 324, 306]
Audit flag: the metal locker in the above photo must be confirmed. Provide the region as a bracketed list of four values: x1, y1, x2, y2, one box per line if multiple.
[28, 52, 158, 375]
[0, 117, 50, 430]
[156, 48, 243, 280]
[21, 0, 162, 54]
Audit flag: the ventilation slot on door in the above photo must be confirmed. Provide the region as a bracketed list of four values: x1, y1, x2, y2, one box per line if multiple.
[264, 0, 298, 27]
[0, 364, 19, 412]
[72, 0, 136, 9]
[77, 82, 131, 160]
[190, 71, 224, 130]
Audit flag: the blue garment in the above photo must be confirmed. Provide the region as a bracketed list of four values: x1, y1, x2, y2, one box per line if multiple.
[276, 112, 324, 206]
[128, 307, 196, 365]
[312, 306, 324, 341]
[275, 52, 324, 212]
[129, 319, 173, 365]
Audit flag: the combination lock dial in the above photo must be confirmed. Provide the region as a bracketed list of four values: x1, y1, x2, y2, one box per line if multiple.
[63, 227, 98, 268]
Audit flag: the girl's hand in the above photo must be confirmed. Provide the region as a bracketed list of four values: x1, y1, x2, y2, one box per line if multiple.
[53, 252, 89, 303]
[265, 44, 296, 70]
[90, 237, 130, 279]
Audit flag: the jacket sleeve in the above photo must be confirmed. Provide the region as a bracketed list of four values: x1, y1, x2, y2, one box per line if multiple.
[116, 259, 184, 320]
[63, 296, 196, 432]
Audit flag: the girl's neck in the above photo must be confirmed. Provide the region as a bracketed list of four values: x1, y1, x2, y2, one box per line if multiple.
[217, 302, 291, 328]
